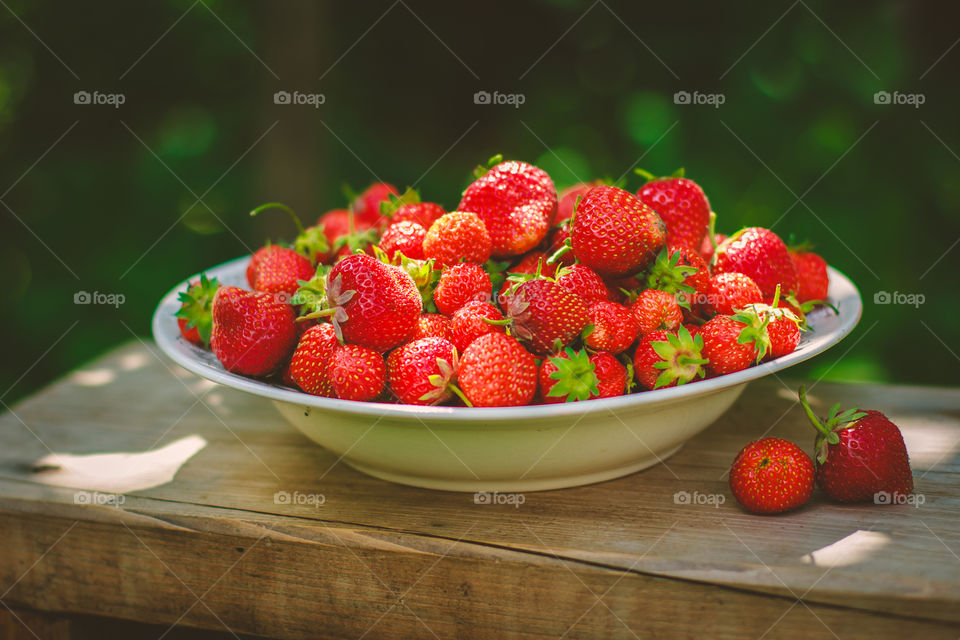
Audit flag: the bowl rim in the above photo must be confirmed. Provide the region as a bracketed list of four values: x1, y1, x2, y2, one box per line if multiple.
[152, 255, 863, 422]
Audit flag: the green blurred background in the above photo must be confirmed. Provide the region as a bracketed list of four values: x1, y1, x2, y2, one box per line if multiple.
[1, 0, 958, 404]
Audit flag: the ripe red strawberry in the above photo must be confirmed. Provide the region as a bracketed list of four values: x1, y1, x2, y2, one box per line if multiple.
[449, 301, 505, 353]
[554, 263, 611, 306]
[411, 313, 452, 342]
[636, 171, 711, 251]
[699, 315, 762, 375]
[756, 304, 802, 359]
[539, 348, 625, 403]
[556, 181, 602, 224]
[706, 272, 763, 316]
[729, 437, 815, 514]
[422, 211, 491, 267]
[571, 185, 666, 277]
[353, 182, 398, 226]
[584, 301, 638, 354]
[790, 250, 829, 302]
[633, 326, 707, 390]
[714, 227, 799, 298]
[287, 323, 339, 396]
[630, 289, 683, 337]
[246, 245, 315, 298]
[547, 219, 574, 267]
[379, 221, 426, 260]
[211, 286, 297, 376]
[457, 333, 537, 407]
[500, 278, 589, 355]
[644, 246, 710, 312]
[312, 254, 421, 352]
[459, 159, 557, 258]
[328, 343, 386, 401]
[510, 251, 557, 279]
[433, 263, 491, 315]
[699, 232, 726, 264]
[386, 337, 458, 405]
[391, 201, 446, 229]
[175, 274, 219, 346]
[798, 386, 913, 503]
[317, 208, 379, 261]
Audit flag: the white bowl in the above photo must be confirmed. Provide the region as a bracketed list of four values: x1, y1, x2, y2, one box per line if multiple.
[152, 256, 862, 492]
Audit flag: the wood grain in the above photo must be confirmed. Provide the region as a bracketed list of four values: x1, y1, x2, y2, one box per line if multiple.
[0, 342, 958, 639]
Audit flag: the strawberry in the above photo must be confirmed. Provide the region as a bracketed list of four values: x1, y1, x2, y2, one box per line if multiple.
[433, 262, 491, 315]
[699, 232, 726, 264]
[287, 323, 339, 396]
[584, 301, 638, 354]
[699, 315, 762, 375]
[644, 246, 710, 312]
[510, 251, 557, 279]
[379, 221, 426, 260]
[571, 185, 666, 277]
[713, 227, 799, 298]
[309, 254, 421, 352]
[386, 337, 458, 405]
[547, 219, 575, 267]
[448, 301, 505, 353]
[500, 278, 589, 355]
[328, 343, 386, 401]
[422, 211, 492, 267]
[391, 201, 446, 229]
[459, 158, 557, 258]
[736, 287, 802, 360]
[633, 326, 707, 390]
[798, 386, 913, 503]
[411, 313, 452, 342]
[539, 348, 625, 403]
[175, 274, 219, 346]
[705, 272, 763, 316]
[211, 286, 297, 376]
[790, 250, 829, 302]
[318, 208, 379, 261]
[250, 203, 332, 266]
[457, 333, 537, 407]
[556, 181, 602, 224]
[635, 169, 711, 251]
[554, 263, 611, 306]
[630, 289, 683, 337]
[729, 437, 815, 514]
[247, 245, 315, 298]
[352, 182, 398, 227]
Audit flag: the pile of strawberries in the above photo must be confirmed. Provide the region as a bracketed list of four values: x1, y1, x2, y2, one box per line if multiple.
[175, 156, 833, 407]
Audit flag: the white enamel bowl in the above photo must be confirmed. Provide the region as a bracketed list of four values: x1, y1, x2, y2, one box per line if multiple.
[153, 256, 862, 492]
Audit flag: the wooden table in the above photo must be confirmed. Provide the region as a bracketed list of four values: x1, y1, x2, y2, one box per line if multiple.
[0, 342, 958, 639]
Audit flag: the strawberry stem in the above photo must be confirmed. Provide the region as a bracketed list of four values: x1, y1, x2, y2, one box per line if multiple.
[250, 202, 305, 235]
[447, 383, 474, 407]
[798, 385, 832, 437]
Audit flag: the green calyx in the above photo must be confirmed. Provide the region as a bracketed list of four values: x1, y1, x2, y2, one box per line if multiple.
[293, 224, 329, 262]
[174, 273, 220, 345]
[333, 226, 379, 254]
[379, 187, 421, 218]
[634, 167, 685, 185]
[546, 347, 599, 402]
[400, 253, 441, 314]
[484, 259, 511, 293]
[731, 305, 773, 363]
[419, 354, 459, 405]
[473, 153, 504, 179]
[798, 385, 867, 464]
[645, 248, 698, 309]
[649, 325, 708, 389]
[292, 265, 332, 316]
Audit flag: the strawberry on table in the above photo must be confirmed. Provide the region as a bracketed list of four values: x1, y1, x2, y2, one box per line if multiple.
[713, 227, 799, 299]
[422, 211, 492, 267]
[433, 263, 491, 316]
[571, 185, 667, 277]
[798, 386, 913, 503]
[211, 286, 297, 377]
[448, 301, 505, 353]
[328, 344, 386, 401]
[175, 274, 219, 346]
[633, 326, 707, 390]
[287, 323, 339, 396]
[729, 437, 815, 514]
[500, 278, 589, 355]
[456, 333, 537, 407]
[386, 337, 458, 406]
[459, 158, 558, 258]
[635, 169, 711, 252]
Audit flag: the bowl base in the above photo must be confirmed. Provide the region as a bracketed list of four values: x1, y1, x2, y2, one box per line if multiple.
[342, 444, 684, 493]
